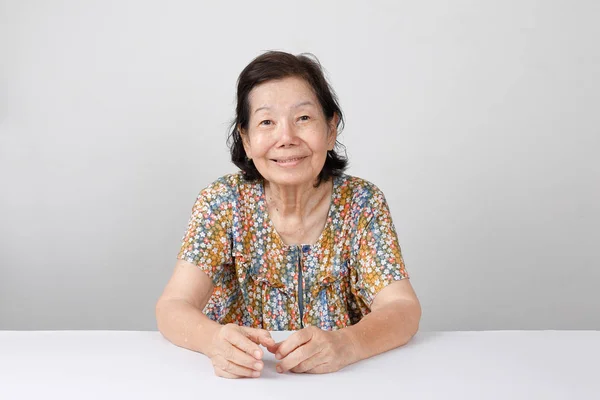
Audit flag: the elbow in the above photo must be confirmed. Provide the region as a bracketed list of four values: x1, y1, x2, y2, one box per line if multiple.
[397, 299, 421, 345]
[155, 296, 169, 335]
[406, 299, 422, 341]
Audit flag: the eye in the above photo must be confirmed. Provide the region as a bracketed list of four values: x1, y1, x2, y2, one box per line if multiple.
[299, 115, 310, 121]
[259, 120, 272, 126]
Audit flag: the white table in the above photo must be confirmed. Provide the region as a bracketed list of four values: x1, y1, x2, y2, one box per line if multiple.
[0, 330, 598, 399]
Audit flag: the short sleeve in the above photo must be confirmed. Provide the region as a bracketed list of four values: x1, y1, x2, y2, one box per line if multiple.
[177, 179, 234, 286]
[354, 188, 409, 307]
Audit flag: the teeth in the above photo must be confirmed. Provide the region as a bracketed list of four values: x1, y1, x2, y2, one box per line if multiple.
[277, 157, 302, 163]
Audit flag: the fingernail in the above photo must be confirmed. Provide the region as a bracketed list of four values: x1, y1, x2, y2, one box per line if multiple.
[276, 365, 282, 373]
[254, 350, 261, 359]
[275, 353, 281, 360]
[254, 362, 263, 371]
[252, 371, 260, 378]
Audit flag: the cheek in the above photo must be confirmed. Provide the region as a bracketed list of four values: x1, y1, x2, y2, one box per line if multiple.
[309, 135, 332, 153]
[248, 135, 273, 157]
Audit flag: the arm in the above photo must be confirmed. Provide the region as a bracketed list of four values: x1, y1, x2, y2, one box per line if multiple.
[159, 177, 275, 379]
[271, 279, 420, 374]
[268, 184, 420, 374]
[156, 259, 275, 379]
[155, 259, 220, 355]
[342, 184, 421, 361]
[340, 279, 421, 364]
[157, 178, 233, 355]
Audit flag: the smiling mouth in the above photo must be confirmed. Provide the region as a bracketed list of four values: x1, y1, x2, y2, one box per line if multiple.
[271, 156, 307, 164]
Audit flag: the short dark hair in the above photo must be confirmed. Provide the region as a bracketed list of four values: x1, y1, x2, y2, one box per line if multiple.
[227, 51, 348, 186]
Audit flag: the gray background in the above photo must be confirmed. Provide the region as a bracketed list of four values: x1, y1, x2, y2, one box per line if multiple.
[1, 0, 598, 331]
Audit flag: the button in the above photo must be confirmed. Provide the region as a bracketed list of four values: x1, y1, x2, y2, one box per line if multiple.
[301, 245, 311, 253]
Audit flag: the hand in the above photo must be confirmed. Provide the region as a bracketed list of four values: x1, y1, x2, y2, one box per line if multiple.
[207, 323, 275, 379]
[268, 325, 358, 374]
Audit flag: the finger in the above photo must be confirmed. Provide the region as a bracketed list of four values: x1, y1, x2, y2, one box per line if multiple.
[277, 342, 320, 373]
[241, 327, 276, 348]
[213, 355, 261, 378]
[304, 363, 330, 374]
[304, 363, 337, 374]
[225, 329, 265, 360]
[222, 342, 265, 371]
[266, 341, 282, 354]
[275, 328, 314, 360]
[214, 368, 240, 379]
[290, 353, 323, 374]
[215, 367, 260, 379]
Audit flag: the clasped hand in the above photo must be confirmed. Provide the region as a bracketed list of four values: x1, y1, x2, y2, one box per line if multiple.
[208, 324, 357, 378]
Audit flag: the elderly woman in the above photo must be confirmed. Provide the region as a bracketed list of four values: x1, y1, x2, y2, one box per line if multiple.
[156, 51, 421, 378]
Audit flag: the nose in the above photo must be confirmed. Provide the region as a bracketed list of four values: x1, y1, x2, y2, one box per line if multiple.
[275, 119, 299, 147]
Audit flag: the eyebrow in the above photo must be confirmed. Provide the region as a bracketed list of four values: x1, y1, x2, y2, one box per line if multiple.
[253, 101, 315, 115]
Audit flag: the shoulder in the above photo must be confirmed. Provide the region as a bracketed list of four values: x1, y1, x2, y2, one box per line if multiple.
[336, 174, 388, 211]
[192, 172, 262, 212]
[189, 172, 238, 211]
[196, 172, 254, 200]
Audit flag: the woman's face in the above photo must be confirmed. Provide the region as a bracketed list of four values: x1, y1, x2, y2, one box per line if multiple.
[241, 76, 337, 187]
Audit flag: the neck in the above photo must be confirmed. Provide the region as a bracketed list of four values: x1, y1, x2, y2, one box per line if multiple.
[264, 178, 332, 221]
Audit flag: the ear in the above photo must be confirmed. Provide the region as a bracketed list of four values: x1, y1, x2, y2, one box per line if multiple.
[239, 125, 252, 159]
[327, 113, 339, 151]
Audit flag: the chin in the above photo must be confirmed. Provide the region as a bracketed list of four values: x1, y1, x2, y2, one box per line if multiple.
[263, 169, 319, 187]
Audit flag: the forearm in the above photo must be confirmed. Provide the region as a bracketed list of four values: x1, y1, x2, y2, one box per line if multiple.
[155, 297, 220, 356]
[341, 299, 421, 363]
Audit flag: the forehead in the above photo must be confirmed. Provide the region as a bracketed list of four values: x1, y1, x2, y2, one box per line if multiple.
[248, 76, 318, 112]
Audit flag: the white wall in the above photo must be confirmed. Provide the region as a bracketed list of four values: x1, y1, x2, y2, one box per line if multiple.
[1, 0, 598, 330]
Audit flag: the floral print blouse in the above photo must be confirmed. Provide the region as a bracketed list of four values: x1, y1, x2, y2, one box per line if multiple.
[177, 172, 409, 331]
